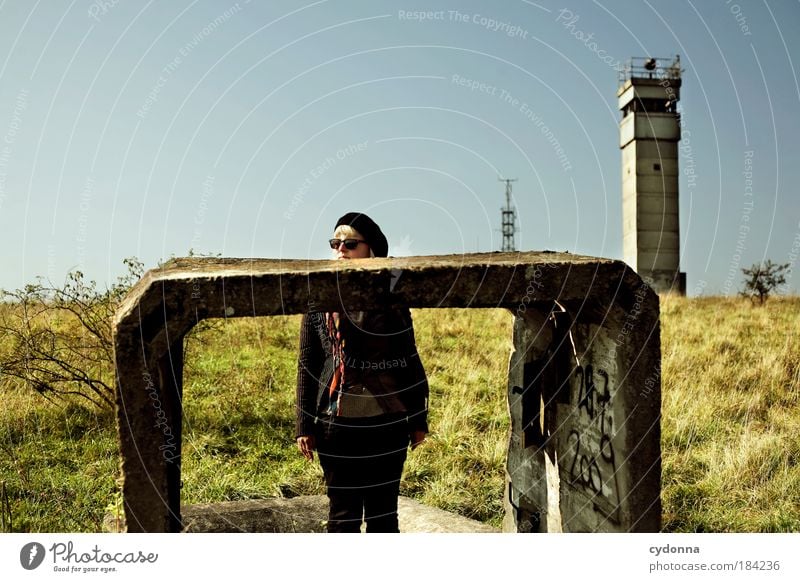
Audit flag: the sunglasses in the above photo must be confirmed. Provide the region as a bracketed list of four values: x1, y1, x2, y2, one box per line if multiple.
[329, 238, 366, 250]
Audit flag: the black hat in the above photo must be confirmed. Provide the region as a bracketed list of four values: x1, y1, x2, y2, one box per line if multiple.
[335, 212, 388, 257]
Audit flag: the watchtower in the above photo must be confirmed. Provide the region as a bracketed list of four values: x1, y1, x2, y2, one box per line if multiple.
[618, 55, 686, 294]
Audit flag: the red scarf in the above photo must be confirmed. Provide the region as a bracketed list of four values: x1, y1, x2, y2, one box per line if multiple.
[326, 312, 345, 412]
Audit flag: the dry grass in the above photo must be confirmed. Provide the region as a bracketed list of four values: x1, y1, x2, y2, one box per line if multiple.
[1, 298, 798, 531]
[660, 296, 800, 531]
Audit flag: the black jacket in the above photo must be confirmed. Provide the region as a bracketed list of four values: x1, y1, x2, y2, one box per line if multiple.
[295, 307, 429, 437]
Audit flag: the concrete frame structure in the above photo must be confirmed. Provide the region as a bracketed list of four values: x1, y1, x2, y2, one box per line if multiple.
[619, 56, 686, 294]
[113, 252, 661, 532]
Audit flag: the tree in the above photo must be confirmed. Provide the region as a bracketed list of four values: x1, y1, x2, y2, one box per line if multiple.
[0, 256, 218, 408]
[0, 258, 144, 408]
[740, 260, 789, 305]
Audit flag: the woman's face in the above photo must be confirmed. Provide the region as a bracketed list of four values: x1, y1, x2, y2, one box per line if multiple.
[331, 228, 371, 260]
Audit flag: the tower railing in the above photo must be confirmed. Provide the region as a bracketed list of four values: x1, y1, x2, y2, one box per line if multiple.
[618, 55, 681, 83]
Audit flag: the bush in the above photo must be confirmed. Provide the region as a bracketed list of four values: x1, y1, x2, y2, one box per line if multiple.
[740, 260, 789, 305]
[0, 258, 144, 408]
[0, 255, 221, 409]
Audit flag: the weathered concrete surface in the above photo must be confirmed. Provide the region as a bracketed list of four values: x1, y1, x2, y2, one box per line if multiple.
[181, 497, 325, 533]
[113, 251, 661, 533]
[103, 496, 497, 533]
[178, 496, 498, 533]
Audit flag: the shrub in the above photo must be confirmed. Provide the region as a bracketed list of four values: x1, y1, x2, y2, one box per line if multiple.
[0, 258, 145, 408]
[740, 260, 789, 305]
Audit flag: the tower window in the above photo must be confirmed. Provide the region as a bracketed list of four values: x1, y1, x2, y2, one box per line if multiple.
[653, 163, 661, 171]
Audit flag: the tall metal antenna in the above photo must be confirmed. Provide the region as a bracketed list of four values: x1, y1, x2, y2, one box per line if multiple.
[499, 177, 518, 252]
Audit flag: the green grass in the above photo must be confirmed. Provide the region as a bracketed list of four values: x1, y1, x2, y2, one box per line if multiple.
[178, 309, 513, 526]
[0, 388, 118, 532]
[1, 299, 799, 531]
[659, 296, 800, 531]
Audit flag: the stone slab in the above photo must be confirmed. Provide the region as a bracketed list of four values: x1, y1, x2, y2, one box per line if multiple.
[105, 496, 499, 533]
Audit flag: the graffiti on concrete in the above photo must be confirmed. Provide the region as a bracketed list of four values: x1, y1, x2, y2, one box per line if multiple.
[564, 364, 621, 523]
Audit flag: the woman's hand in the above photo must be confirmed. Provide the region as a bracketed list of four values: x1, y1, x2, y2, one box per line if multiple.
[410, 430, 427, 450]
[296, 435, 316, 461]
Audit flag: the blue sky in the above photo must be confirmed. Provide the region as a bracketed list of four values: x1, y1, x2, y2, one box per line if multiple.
[0, 0, 798, 295]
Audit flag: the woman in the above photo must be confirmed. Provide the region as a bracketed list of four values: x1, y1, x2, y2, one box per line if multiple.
[295, 212, 429, 533]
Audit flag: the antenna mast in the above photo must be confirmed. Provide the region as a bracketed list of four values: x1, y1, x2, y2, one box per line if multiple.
[499, 177, 518, 252]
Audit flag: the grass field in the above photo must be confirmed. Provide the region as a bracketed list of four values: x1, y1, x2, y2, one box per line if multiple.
[1, 297, 798, 532]
[659, 296, 800, 531]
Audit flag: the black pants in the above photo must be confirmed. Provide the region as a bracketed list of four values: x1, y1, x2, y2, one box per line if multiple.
[315, 413, 410, 533]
